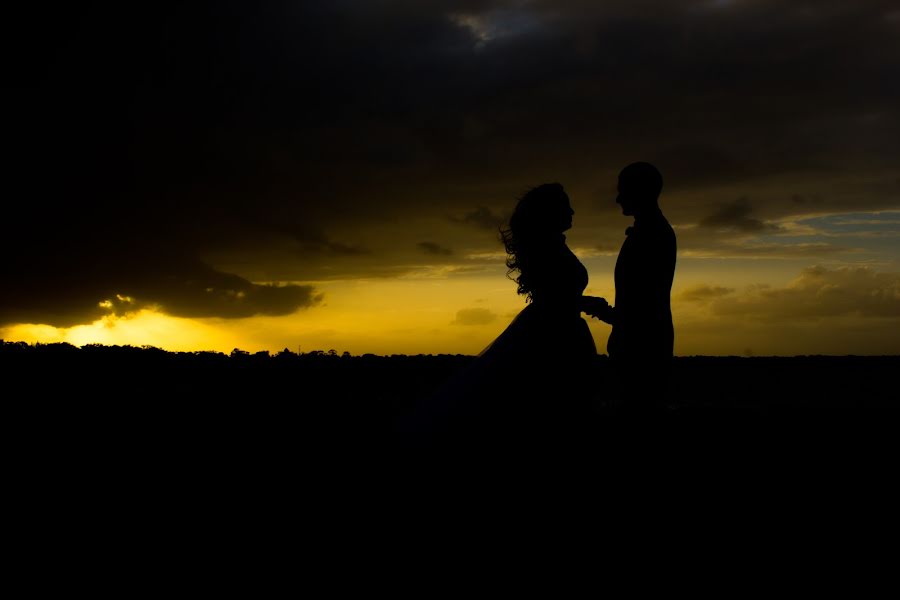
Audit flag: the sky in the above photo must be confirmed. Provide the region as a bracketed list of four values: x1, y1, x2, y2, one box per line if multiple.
[3, 0, 899, 356]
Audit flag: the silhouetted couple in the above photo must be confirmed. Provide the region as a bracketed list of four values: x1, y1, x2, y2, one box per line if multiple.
[408, 162, 676, 445]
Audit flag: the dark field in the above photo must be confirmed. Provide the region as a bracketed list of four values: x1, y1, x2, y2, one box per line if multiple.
[4, 339, 897, 406]
[4, 340, 897, 451]
[5, 341, 898, 543]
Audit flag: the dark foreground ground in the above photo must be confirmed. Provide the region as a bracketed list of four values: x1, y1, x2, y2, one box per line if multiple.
[4, 341, 897, 452]
[4, 341, 899, 560]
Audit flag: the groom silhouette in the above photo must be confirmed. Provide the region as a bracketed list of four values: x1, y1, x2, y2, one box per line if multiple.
[585, 162, 676, 412]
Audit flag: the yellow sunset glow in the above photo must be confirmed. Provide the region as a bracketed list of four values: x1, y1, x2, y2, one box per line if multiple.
[4, 311, 231, 352]
[5, 253, 900, 357]
[3, 272, 537, 355]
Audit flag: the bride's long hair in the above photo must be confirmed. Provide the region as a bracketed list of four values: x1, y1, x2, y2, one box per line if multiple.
[500, 183, 566, 302]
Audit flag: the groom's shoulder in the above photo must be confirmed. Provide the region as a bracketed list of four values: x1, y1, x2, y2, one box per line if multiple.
[647, 214, 676, 238]
[659, 215, 676, 241]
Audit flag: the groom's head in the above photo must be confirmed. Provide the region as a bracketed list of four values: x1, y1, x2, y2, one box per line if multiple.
[616, 162, 663, 217]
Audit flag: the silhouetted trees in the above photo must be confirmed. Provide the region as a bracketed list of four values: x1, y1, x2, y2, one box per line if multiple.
[3, 339, 899, 422]
[3, 340, 898, 414]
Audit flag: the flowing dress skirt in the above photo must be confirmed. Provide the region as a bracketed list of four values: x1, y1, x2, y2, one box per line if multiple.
[403, 303, 597, 444]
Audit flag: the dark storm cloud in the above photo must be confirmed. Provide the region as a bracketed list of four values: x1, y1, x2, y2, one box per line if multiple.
[286, 227, 369, 256]
[791, 194, 825, 206]
[709, 266, 900, 320]
[675, 224, 858, 259]
[4, 1, 899, 326]
[0, 247, 321, 328]
[119, 259, 324, 320]
[417, 242, 454, 256]
[449, 206, 508, 231]
[700, 198, 781, 233]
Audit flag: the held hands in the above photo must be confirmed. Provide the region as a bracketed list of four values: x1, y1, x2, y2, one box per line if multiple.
[581, 295, 615, 325]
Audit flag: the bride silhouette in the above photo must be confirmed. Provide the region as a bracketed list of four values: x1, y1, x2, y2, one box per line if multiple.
[404, 183, 598, 445]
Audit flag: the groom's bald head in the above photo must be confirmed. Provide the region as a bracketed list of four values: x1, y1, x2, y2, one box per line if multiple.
[619, 162, 663, 199]
[616, 162, 663, 217]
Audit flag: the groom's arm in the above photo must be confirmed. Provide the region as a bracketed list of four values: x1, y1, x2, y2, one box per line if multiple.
[597, 304, 617, 326]
[581, 296, 617, 325]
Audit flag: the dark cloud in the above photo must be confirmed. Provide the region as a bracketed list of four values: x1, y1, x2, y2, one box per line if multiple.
[417, 242, 454, 256]
[450, 206, 508, 231]
[709, 266, 900, 320]
[678, 237, 857, 259]
[700, 198, 780, 233]
[4, 1, 899, 327]
[292, 236, 368, 257]
[0, 249, 321, 328]
[452, 308, 498, 326]
[791, 193, 825, 206]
